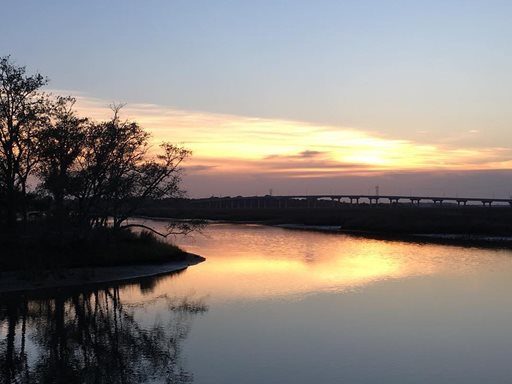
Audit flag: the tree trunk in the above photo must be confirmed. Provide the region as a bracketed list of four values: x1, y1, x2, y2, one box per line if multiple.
[5, 184, 17, 236]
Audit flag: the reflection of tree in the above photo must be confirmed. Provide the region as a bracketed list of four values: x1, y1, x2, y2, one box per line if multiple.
[0, 283, 207, 384]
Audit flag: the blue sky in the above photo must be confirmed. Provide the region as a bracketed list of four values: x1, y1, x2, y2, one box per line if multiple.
[3, 1, 512, 196]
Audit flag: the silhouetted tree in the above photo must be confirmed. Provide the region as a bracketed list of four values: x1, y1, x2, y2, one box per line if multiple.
[37, 96, 87, 232]
[71, 105, 191, 233]
[0, 56, 201, 266]
[0, 56, 49, 231]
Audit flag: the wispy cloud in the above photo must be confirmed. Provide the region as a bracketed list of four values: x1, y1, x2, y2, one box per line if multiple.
[68, 92, 512, 180]
[265, 150, 329, 160]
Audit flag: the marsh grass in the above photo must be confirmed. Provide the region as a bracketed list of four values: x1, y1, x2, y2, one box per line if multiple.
[137, 203, 512, 236]
[0, 227, 186, 272]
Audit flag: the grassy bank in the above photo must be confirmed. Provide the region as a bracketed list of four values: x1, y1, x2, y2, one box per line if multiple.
[0, 227, 187, 272]
[137, 203, 512, 236]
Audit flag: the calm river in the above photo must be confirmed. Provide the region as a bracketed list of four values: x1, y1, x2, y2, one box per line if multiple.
[2, 221, 512, 383]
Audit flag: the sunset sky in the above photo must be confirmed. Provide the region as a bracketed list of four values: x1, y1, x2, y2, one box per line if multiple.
[3, 0, 512, 197]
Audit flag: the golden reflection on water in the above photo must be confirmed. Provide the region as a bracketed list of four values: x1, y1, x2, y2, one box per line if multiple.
[120, 222, 509, 303]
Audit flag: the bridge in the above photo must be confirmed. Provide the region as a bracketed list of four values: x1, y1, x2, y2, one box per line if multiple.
[193, 194, 512, 209]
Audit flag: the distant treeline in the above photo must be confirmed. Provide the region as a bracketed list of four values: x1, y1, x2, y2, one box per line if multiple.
[136, 199, 512, 241]
[0, 56, 190, 239]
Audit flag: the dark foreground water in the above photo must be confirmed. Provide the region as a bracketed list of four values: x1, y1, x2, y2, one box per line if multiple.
[2, 222, 512, 383]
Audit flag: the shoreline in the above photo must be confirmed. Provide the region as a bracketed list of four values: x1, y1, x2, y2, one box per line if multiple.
[135, 204, 512, 236]
[134, 215, 512, 249]
[0, 253, 205, 295]
[274, 223, 512, 249]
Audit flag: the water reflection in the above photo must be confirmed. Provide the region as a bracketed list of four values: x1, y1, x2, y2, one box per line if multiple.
[132, 222, 509, 302]
[0, 274, 207, 384]
[4, 223, 512, 384]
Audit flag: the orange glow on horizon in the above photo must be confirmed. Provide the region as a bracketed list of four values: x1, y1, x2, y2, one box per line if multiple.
[70, 94, 512, 179]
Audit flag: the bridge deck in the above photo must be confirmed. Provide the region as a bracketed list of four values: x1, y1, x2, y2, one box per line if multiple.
[194, 194, 512, 207]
